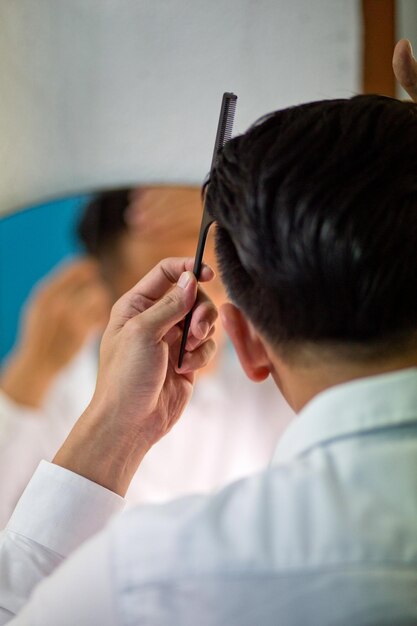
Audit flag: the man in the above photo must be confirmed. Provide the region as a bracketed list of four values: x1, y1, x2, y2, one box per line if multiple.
[0, 40, 416, 625]
[0, 187, 291, 525]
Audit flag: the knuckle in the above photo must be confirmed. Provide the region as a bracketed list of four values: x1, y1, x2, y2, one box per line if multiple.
[161, 291, 180, 309]
[159, 256, 176, 268]
[187, 339, 216, 371]
[130, 292, 150, 313]
[201, 339, 216, 363]
[125, 316, 146, 336]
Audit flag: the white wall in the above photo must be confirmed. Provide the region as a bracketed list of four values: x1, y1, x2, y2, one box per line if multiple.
[0, 0, 360, 215]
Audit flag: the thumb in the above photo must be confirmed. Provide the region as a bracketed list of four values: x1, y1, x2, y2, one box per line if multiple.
[393, 39, 417, 101]
[140, 271, 197, 339]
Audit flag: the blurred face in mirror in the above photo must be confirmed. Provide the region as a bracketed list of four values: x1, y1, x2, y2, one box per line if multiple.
[99, 186, 222, 296]
[93, 185, 226, 349]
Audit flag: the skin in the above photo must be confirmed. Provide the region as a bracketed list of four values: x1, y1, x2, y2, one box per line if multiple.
[102, 186, 225, 311]
[219, 37, 417, 413]
[0, 260, 111, 407]
[7, 39, 417, 410]
[54, 258, 218, 496]
[52, 40, 417, 497]
[54, 256, 417, 498]
[0, 186, 225, 408]
[105, 186, 226, 360]
[392, 39, 417, 101]
[220, 304, 417, 414]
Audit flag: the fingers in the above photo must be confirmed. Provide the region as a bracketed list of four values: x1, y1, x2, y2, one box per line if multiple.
[184, 289, 218, 350]
[72, 284, 111, 331]
[175, 338, 217, 374]
[184, 325, 216, 352]
[134, 272, 218, 345]
[163, 325, 182, 346]
[108, 257, 218, 349]
[128, 270, 218, 346]
[393, 39, 417, 102]
[161, 284, 217, 351]
[111, 257, 215, 324]
[139, 271, 198, 339]
[49, 272, 111, 331]
[134, 257, 214, 303]
[128, 211, 200, 243]
[31, 259, 103, 313]
[124, 188, 202, 241]
[42, 283, 111, 355]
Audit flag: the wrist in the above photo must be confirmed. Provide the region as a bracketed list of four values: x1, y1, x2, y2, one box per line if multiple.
[0, 351, 56, 408]
[53, 401, 150, 497]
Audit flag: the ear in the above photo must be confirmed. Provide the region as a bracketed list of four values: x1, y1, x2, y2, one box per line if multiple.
[220, 302, 272, 382]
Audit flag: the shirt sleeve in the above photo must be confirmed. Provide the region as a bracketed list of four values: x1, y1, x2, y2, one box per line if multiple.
[0, 460, 124, 624]
[0, 391, 54, 528]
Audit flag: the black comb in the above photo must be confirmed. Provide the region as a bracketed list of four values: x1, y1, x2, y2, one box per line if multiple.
[178, 92, 237, 368]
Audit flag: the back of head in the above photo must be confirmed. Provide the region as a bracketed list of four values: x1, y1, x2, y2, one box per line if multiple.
[77, 187, 131, 259]
[207, 95, 417, 359]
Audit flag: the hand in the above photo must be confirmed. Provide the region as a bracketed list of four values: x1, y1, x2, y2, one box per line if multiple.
[393, 39, 417, 102]
[0, 259, 111, 408]
[124, 187, 203, 244]
[54, 257, 218, 496]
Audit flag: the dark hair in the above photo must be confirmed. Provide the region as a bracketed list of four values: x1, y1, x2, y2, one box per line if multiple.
[77, 188, 132, 257]
[207, 95, 417, 355]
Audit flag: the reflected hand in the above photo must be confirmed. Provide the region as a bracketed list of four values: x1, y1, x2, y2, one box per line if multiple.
[0, 259, 111, 408]
[54, 257, 217, 496]
[124, 187, 203, 244]
[393, 39, 417, 102]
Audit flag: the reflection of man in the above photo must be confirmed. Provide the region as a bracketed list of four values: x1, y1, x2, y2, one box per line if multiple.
[0, 186, 292, 524]
[1, 41, 417, 624]
[0, 260, 110, 524]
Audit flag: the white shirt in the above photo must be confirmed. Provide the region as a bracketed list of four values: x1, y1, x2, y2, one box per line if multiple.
[1, 368, 417, 624]
[0, 343, 293, 524]
[0, 345, 98, 526]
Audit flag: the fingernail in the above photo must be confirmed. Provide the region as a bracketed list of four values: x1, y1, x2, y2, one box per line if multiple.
[197, 321, 209, 339]
[178, 271, 192, 289]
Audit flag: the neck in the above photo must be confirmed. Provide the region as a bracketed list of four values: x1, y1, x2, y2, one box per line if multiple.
[267, 345, 417, 413]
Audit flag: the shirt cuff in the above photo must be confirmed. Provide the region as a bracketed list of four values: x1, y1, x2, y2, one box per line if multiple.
[6, 460, 125, 557]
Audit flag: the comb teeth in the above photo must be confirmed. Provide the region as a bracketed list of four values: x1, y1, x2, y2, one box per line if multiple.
[221, 96, 237, 146]
[210, 92, 238, 170]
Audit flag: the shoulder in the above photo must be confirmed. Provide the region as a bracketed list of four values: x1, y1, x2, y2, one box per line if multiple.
[110, 462, 319, 584]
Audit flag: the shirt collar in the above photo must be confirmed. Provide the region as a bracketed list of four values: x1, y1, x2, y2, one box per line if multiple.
[273, 367, 417, 464]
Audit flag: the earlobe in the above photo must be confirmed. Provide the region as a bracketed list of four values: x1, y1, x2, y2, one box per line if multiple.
[251, 365, 271, 382]
[220, 303, 272, 383]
